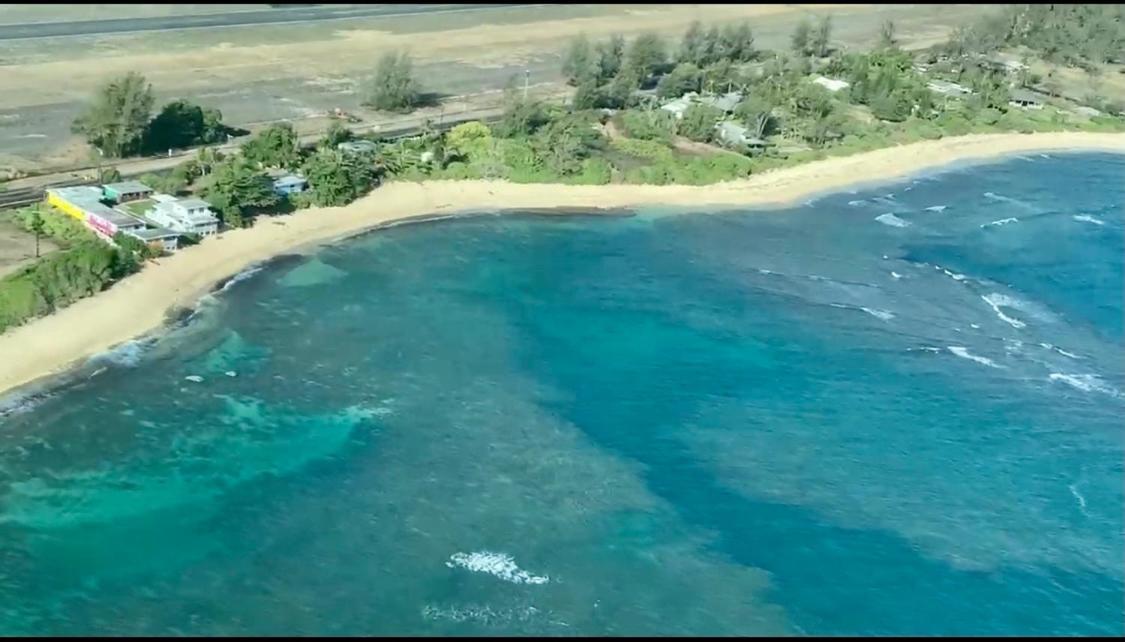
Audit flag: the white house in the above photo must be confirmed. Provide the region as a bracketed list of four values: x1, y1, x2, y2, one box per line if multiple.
[927, 80, 973, 97]
[813, 76, 851, 93]
[147, 196, 220, 236]
[660, 93, 698, 119]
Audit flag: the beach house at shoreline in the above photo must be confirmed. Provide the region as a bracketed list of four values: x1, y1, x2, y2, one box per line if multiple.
[45, 185, 180, 252]
[146, 195, 220, 237]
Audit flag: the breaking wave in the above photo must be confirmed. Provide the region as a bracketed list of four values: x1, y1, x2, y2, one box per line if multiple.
[445, 552, 549, 585]
[947, 346, 1002, 369]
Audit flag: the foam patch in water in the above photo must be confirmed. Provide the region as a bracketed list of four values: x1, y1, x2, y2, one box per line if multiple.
[1072, 214, 1106, 226]
[1048, 373, 1121, 398]
[875, 213, 910, 228]
[445, 551, 549, 585]
[980, 217, 1019, 229]
[947, 346, 1002, 369]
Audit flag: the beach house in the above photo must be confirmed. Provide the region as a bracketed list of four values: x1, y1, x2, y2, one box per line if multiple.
[147, 196, 220, 237]
[1008, 89, 1046, 110]
[813, 76, 851, 93]
[714, 120, 766, 152]
[273, 173, 309, 196]
[101, 180, 154, 204]
[337, 140, 378, 155]
[45, 186, 175, 251]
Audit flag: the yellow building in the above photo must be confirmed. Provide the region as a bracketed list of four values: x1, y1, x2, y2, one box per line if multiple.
[45, 186, 103, 221]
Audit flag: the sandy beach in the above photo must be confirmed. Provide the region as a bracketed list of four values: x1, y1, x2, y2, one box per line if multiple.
[2, 131, 1124, 398]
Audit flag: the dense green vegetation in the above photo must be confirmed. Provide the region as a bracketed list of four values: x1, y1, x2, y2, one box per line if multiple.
[947, 4, 1125, 68]
[0, 205, 143, 332]
[71, 72, 244, 158]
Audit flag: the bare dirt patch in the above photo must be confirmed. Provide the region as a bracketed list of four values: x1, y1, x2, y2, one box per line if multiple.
[0, 219, 60, 279]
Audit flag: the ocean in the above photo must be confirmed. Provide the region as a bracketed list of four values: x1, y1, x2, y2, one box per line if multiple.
[0, 152, 1122, 636]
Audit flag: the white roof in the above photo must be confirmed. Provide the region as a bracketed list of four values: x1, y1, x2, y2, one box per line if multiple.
[813, 76, 850, 92]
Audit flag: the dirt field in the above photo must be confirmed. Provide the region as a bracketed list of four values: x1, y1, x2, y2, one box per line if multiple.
[0, 4, 997, 173]
[0, 219, 59, 279]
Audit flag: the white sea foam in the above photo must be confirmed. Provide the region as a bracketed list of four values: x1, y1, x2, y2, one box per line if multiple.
[875, 213, 910, 228]
[924, 205, 947, 213]
[1039, 153, 1051, 159]
[1048, 373, 1121, 398]
[941, 268, 967, 281]
[1056, 348, 1081, 359]
[981, 294, 1027, 329]
[861, 307, 895, 321]
[948, 346, 1002, 368]
[980, 217, 1019, 228]
[445, 551, 549, 585]
[847, 199, 865, 206]
[87, 339, 150, 368]
[422, 604, 542, 625]
[1068, 484, 1090, 517]
[184, 375, 204, 383]
[890, 271, 903, 279]
[218, 266, 263, 293]
[1072, 214, 1106, 226]
[970, 323, 980, 329]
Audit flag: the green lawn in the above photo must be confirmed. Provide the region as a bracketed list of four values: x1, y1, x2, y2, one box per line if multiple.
[122, 199, 154, 217]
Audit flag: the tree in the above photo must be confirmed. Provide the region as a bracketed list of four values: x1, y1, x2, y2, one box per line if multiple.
[624, 32, 667, 81]
[323, 120, 353, 148]
[142, 100, 231, 154]
[572, 76, 603, 109]
[813, 15, 833, 57]
[241, 123, 301, 169]
[870, 89, 913, 122]
[605, 65, 643, 108]
[532, 116, 605, 175]
[301, 148, 376, 207]
[113, 231, 161, 260]
[446, 121, 492, 157]
[736, 95, 776, 138]
[366, 51, 422, 113]
[701, 26, 722, 66]
[562, 34, 595, 85]
[879, 20, 897, 50]
[202, 158, 280, 227]
[678, 104, 724, 142]
[656, 62, 703, 98]
[595, 34, 626, 83]
[720, 22, 756, 63]
[791, 19, 812, 57]
[71, 71, 154, 157]
[29, 208, 44, 259]
[679, 21, 705, 65]
[496, 92, 550, 138]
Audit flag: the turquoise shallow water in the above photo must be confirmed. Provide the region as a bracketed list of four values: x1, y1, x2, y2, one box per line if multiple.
[0, 152, 1122, 635]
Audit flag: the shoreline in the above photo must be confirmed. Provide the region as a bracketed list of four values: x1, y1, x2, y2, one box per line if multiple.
[2, 131, 1124, 399]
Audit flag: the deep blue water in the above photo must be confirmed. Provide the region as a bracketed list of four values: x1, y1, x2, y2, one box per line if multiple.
[0, 152, 1122, 636]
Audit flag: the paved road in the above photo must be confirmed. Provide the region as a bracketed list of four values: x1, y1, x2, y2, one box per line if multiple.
[0, 4, 537, 40]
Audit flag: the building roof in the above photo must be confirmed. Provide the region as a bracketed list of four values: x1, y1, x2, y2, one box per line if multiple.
[49, 185, 103, 204]
[660, 93, 697, 114]
[273, 174, 308, 186]
[927, 80, 972, 96]
[151, 193, 178, 203]
[338, 140, 378, 152]
[813, 76, 851, 92]
[155, 199, 218, 225]
[102, 180, 153, 194]
[1009, 88, 1046, 103]
[715, 120, 750, 141]
[175, 197, 213, 210]
[697, 92, 743, 112]
[129, 227, 180, 240]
